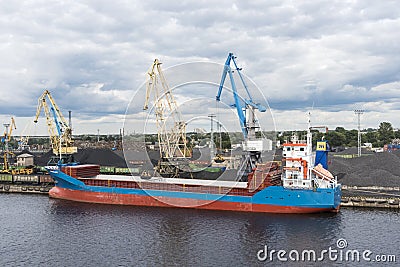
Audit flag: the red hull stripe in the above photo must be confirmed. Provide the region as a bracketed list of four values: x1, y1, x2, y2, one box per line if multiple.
[49, 187, 336, 214]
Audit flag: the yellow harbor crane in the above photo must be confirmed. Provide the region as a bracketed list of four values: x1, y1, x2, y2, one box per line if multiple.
[1, 117, 33, 174]
[2, 117, 17, 172]
[34, 90, 77, 157]
[143, 59, 190, 159]
[2, 117, 16, 144]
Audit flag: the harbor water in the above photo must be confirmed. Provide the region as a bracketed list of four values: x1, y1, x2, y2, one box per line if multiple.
[0, 194, 398, 266]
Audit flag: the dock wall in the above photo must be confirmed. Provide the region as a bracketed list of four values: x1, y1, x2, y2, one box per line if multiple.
[0, 183, 52, 194]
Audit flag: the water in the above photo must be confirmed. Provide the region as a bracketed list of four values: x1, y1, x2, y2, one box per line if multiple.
[0, 194, 398, 266]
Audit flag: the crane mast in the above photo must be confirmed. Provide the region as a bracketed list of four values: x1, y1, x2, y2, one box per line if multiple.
[2, 117, 16, 144]
[2, 117, 17, 171]
[143, 59, 189, 160]
[216, 53, 267, 176]
[34, 90, 77, 157]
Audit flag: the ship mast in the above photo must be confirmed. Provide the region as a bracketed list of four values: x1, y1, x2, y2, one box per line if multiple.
[307, 111, 313, 179]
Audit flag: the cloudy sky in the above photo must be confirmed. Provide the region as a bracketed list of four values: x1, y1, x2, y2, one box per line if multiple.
[1, 0, 399, 136]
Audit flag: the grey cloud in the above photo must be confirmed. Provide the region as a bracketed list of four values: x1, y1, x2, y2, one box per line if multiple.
[0, 0, 399, 132]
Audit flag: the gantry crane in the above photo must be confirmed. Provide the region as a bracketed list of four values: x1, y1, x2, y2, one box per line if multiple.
[143, 59, 190, 176]
[34, 90, 77, 162]
[216, 53, 267, 177]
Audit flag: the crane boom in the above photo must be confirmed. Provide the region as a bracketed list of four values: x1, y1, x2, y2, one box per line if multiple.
[216, 53, 269, 175]
[216, 53, 266, 139]
[34, 90, 77, 155]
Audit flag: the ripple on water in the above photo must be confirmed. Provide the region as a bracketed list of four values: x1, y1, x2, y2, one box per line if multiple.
[0, 194, 398, 266]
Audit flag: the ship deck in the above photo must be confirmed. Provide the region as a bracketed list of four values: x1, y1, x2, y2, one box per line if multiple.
[79, 174, 249, 189]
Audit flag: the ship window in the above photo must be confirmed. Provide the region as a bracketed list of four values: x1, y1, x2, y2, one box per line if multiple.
[300, 147, 304, 151]
[287, 147, 291, 151]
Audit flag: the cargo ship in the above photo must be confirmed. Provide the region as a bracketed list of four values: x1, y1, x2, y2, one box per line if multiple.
[47, 128, 342, 214]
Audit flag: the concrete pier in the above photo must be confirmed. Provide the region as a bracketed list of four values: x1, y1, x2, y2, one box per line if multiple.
[341, 196, 400, 209]
[341, 185, 400, 209]
[0, 183, 52, 194]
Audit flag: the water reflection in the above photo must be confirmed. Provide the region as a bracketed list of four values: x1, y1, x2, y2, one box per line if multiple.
[1, 194, 398, 266]
[234, 213, 342, 265]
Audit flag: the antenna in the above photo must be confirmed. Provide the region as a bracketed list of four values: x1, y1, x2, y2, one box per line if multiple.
[354, 109, 364, 157]
[306, 111, 312, 155]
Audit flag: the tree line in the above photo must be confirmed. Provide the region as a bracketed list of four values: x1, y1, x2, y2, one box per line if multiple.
[277, 122, 399, 148]
[6, 122, 396, 151]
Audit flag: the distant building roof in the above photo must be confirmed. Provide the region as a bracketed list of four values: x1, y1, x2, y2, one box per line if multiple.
[17, 153, 34, 158]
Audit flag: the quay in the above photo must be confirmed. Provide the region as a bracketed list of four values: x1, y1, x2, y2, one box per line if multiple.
[341, 185, 400, 209]
[0, 183, 52, 194]
[341, 196, 400, 209]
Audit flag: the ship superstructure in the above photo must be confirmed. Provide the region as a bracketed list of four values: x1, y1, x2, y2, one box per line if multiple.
[282, 130, 337, 190]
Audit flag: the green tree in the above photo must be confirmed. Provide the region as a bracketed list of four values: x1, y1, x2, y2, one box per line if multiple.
[364, 131, 378, 147]
[345, 129, 358, 147]
[335, 127, 346, 134]
[326, 131, 346, 147]
[377, 122, 394, 146]
[394, 129, 400, 139]
[311, 131, 324, 145]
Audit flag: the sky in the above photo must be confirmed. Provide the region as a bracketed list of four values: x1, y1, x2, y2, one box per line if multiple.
[1, 0, 399, 137]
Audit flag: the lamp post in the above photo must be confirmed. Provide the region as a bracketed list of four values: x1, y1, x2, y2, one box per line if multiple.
[354, 109, 364, 157]
[208, 114, 216, 161]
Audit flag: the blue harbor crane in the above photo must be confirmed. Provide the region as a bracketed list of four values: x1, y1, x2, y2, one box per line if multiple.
[216, 53, 268, 179]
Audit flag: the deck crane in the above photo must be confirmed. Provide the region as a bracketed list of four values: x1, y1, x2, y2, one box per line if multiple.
[34, 90, 77, 163]
[143, 59, 190, 176]
[216, 53, 267, 177]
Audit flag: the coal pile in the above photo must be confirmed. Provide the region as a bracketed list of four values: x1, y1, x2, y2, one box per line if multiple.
[34, 148, 127, 167]
[34, 150, 55, 166]
[329, 149, 400, 187]
[75, 148, 127, 167]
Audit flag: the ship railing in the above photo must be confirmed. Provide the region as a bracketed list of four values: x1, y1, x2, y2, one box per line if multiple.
[311, 177, 338, 189]
[282, 178, 312, 189]
[311, 168, 336, 184]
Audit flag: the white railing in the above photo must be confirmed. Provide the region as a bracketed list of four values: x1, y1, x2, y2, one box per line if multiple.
[283, 178, 312, 189]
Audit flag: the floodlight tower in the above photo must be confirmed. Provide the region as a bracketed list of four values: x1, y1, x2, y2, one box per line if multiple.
[354, 109, 364, 157]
